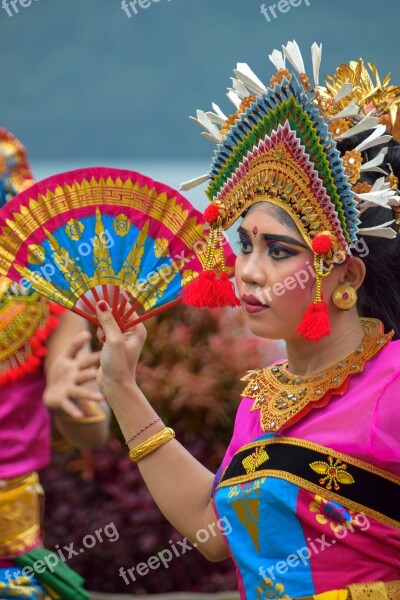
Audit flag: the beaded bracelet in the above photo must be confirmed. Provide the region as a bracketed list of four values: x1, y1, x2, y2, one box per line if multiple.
[125, 417, 161, 445]
[129, 427, 175, 463]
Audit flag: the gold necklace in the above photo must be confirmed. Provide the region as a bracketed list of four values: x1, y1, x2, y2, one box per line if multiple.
[241, 318, 393, 433]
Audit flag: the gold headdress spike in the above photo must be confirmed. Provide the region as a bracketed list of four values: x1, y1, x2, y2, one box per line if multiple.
[180, 42, 400, 341]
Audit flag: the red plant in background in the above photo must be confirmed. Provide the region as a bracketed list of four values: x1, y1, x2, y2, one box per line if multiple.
[40, 306, 283, 594]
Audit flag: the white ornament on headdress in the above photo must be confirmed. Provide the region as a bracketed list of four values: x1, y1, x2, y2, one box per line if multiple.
[189, 110, 222, 143]
[358, 221, 397, 239]
[212, 103, 228, 121]
[233, 63, 267, 97]
[179, 174, 210, 192]
[226, 89, 242, 109]
[333, 82, 354, 104]
[282, 40, 305, 75]
[311, 42, 322, 87]
[355, 177, 400, 212]
[230, 77, 250, 100]
[330, 100, 360, 120]
[361, 148, 388, 174]
[205, 111, 226, 126]
[339, 115, 380, 139]
[268, 49, 286, 72]
[355, 125, 392, 153]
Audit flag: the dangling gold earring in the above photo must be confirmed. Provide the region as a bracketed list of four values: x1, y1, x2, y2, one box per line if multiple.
[332, 284, 357, 310]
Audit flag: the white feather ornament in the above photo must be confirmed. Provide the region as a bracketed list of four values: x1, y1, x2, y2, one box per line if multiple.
[371, 177, 389, 192]
[231, 78, 250, 100]
[179, 174, 210, 192]
[361, 148, 388, 173]
[333, 82, 354, 104]
[205, 111, 226, 126]
[268, 49, 286, 71]
[212, 103, 228, 121]
[340, 115, 380, 139]
[233, 63, 267, 97]
[311, 42, 322, 87]
[282, 40, 305, 74]
[356, 189, 396, 212]
[227, 89, 242, 109]
[330, 100, 360, 120]
[194, 110, 222, 141]
[358, 221, 397, 239]
[355, 125, 392, 153]
[201, 132, 220, 143]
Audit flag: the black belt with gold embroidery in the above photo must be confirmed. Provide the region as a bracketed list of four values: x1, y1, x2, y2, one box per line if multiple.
[217, 436, 400, 530]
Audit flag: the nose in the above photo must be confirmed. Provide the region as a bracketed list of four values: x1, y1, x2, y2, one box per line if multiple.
[237, 252, 267, 287]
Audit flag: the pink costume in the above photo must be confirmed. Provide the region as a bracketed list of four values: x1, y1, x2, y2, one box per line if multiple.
[212, 329, 400, 599]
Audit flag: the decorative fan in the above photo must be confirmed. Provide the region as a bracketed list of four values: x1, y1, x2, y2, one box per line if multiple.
[0, 168, 236, 330]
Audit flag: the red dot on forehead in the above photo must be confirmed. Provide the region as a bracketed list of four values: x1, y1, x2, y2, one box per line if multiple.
[252, 226, 258, 236]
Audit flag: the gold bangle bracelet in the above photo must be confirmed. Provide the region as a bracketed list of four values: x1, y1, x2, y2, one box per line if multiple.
[129, 427, 175, 463]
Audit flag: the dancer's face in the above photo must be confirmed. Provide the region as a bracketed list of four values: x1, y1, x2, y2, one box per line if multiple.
[235, 203, 317, 341]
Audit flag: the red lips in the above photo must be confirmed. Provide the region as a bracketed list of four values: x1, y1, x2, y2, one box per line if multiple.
[241, 294, 269, 307]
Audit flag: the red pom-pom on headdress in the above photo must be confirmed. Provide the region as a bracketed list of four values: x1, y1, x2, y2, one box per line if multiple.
[312, 234, 333, 255]
[204, 204, 220, 224]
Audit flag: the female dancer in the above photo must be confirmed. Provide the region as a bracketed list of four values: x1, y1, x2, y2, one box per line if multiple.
[0, 128, 109, 600]
[95, 43, 400, 599]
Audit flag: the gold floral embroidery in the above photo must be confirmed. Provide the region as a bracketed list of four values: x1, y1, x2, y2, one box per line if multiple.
[310, 455, 355, 491]
[256, 577, 290, 599]
[242, 445, 269, 474]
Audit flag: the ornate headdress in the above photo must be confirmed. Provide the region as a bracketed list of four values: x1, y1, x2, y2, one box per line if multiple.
[0, 127, 34, 207]
[180, 41, 400, 341]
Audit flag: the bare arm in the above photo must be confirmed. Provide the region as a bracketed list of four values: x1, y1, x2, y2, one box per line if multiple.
[44, 310, 110, 449]
[96, 303, 230, 562]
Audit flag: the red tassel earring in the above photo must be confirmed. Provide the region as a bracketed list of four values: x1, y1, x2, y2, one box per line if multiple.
[296, 234, 334, 343]
[182, 204, 240, 309]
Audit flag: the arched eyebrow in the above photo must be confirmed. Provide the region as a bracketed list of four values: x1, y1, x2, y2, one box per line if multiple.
[237, 226, 308, 249]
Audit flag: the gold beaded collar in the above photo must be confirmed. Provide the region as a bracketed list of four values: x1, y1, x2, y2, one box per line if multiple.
[241, 318, 393, 433]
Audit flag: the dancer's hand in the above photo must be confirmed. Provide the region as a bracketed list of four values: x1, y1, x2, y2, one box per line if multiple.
[44, 331, 103, 419]
[95, 300, 147, 398]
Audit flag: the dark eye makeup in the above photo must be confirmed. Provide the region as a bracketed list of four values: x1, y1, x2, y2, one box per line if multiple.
[237, 226, 307, 259]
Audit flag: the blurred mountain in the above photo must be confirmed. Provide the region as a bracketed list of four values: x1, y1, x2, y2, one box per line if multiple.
[0, 0, 398, 159]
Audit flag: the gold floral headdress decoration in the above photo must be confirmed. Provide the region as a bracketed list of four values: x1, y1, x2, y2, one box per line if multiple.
[180, 41, 400, 342]
[0, 127, 34, 208]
